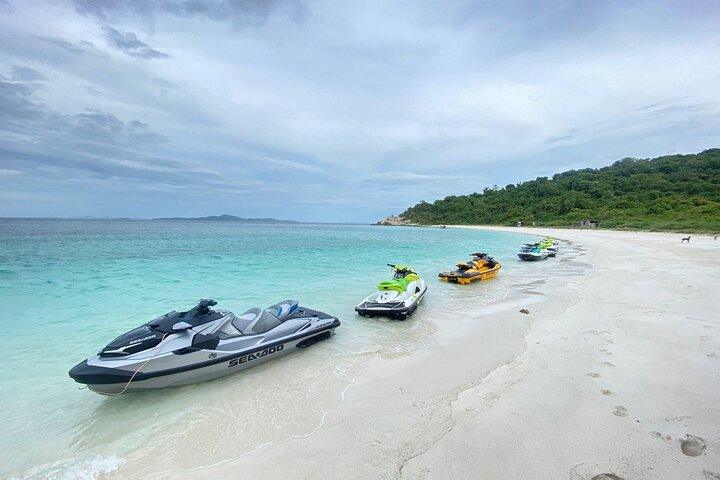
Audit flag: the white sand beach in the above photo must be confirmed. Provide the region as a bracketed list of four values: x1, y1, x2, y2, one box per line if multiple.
[116, 228, 720, 480]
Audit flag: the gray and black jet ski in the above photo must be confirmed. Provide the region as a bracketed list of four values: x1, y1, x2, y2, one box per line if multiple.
[69, 299, 340, 395]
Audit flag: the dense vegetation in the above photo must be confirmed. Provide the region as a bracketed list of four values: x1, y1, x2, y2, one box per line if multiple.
[401, 149, 720, 232]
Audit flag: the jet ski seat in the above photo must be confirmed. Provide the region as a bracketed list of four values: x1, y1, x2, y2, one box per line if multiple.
[377, 273, 418, 293]
[219, 300, 301, 336]
[231, 308, 262, 332]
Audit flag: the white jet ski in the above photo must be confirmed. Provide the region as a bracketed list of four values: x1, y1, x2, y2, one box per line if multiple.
[355, 264, 427, 320]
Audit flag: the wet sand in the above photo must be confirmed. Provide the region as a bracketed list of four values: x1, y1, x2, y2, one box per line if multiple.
[118, 228, 720, 480]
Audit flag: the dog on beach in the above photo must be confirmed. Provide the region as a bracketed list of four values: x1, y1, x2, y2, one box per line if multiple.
[681, 236, 691, 243]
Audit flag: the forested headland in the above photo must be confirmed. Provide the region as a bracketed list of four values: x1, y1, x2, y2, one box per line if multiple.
[400, 149, 720, 232]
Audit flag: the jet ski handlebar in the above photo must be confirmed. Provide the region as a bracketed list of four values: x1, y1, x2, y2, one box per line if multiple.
[387, 264, 417, 274]
[195, 298, 217, 315]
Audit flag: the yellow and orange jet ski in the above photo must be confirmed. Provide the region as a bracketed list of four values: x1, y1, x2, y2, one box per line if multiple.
[438, 253, 501, 284]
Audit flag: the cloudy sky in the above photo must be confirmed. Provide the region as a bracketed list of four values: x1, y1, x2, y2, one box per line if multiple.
[1, 0, 719, 222]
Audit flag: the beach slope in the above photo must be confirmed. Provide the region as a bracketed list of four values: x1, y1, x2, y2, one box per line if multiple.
[138, 228, 720, 480]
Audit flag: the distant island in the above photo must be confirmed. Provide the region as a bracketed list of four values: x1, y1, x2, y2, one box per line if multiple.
[393, 149, 720, 232]
[154, 214, 300, 224]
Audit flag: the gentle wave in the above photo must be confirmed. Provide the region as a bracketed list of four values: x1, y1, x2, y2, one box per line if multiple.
[7, 455, 123, 480]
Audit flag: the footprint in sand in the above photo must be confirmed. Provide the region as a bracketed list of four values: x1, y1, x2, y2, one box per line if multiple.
[587, 372, 601, 378]
[603, 362, 615, 367]
[583, 330, 611, 335]
[613, 406, 628, 417]
[591, 474, 625, 480]
[600, 389, 613, 396]
[703, 471, 720, 480]
[681, 435, 706, 457]
[649, 431, 672, 441]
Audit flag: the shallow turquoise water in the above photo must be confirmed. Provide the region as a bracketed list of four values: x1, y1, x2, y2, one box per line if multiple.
[0, 219, 538, 478]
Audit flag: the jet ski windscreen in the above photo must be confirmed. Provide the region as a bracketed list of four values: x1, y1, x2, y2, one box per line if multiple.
[99, 325, 164, 357]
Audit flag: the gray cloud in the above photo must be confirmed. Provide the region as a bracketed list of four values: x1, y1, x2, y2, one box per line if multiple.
[36, 36, 104, 56]
[0, 32, 214, 125]
[10, 65, 46, 81]
[1, 0, 719, 221]
[102, 25, 170, 59]
[0, 76, 198, 188]
[0, 77, 46, 122]
[73, 110, 168, 144]
[73, 0, 309, 27]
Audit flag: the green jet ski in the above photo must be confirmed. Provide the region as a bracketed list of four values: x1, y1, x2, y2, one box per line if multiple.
[355, 264, 427, 320]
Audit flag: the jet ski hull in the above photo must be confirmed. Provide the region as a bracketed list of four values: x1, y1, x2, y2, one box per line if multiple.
[518, 252, 547, 261]
[355, 299, 420, 320]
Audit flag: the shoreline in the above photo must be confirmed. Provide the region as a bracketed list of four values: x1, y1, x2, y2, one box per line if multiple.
[409, 225, 720, 479]
[188, 226, 718, 479]
[144, 295, 540, 480]
[44, 226, 719, 480]
[3, 222, 540, 480]
[447, 223, 719, 236]
[399, 222, 719, 236]
[112, 242, 551, 479]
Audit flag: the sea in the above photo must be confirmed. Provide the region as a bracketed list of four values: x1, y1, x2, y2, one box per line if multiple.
[0, 219, 576, 479]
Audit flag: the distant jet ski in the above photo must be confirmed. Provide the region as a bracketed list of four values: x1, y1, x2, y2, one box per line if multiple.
[542, 236, 559, 257]
[355, 264, 427, 320]
[518, 247, 548, 261]
[69, 299, 340, 395]
[518, 236, 557, 260]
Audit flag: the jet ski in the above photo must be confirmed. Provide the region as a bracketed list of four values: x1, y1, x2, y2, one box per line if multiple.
[355, 264, 427, 320]
[438, 252, 501, 284]
[518, 245, 548, 261]
[545, 237, 558, 257]
[69, 299, 340, 395]
[537, 236, 558, 257]
[519, 237, 557, 260]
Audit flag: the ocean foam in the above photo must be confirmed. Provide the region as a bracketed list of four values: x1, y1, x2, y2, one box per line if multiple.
[8, 455, 123, 480]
